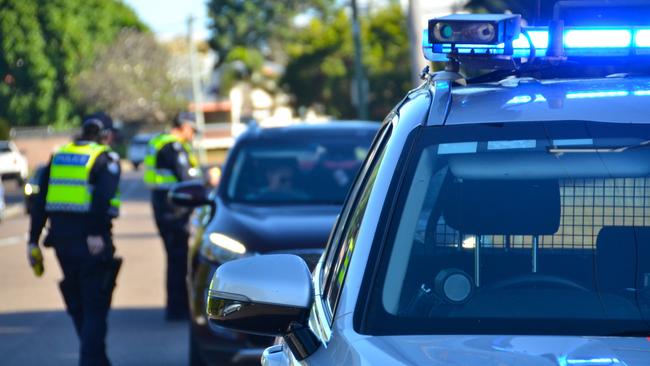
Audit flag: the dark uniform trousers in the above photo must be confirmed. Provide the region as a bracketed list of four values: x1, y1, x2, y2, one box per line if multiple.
[53, 235, 116, 366]
[152, 191, 190, 319]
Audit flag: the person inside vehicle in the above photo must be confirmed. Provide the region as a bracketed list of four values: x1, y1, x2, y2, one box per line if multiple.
[253, 159, 308, 201]
[265, 164, 295, 193]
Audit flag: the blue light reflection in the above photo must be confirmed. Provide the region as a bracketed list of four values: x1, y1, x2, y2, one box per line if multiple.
[635, 29, 650, 47]
[564, 29, 632, 48]
[566, 91, 630, 99]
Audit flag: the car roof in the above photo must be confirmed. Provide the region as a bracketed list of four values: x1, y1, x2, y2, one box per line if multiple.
[444, 76, 650, 125]
[239, 120, 380, 141]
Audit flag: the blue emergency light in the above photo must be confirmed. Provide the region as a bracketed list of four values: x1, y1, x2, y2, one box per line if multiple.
[423, 14, 650, 63]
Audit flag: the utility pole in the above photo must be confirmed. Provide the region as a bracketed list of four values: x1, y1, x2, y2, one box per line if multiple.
[408, 0, 425, 87]
[351, 0, 368, 120]
[187, 15, 207, 165]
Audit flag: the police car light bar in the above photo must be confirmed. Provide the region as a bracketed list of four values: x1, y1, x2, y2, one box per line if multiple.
[429, 14, 521, 45]
[636, 29, 650, 47]
[423, 15, 650, 62]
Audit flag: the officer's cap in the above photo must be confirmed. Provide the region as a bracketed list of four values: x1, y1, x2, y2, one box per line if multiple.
[82, 112, 115, 134]
[173, 111, 198, 131]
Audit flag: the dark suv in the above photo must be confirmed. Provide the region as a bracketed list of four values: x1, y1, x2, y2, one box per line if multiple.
[173, 122, 378, 365]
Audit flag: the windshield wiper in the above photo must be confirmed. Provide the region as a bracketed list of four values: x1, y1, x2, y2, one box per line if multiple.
[548, 140, 650, 154]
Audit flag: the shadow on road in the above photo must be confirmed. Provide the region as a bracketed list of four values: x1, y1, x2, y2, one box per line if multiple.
[0, 307, 188, 366]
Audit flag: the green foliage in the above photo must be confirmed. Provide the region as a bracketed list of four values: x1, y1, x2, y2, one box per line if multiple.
[74, 30, 185, 125]
[363, 3, 411, 120]
[282, 4, 411, 121]
[206, 0, 410, 120]
[207, 0, 332, 68]
[282, 10, 354, 118]
[0, 118, 10, 140]
[0, 0, 57, 127]
[220, 47, 267, 92]
[0, 0, 147, 127]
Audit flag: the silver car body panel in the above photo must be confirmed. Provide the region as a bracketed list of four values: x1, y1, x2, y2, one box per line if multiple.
[305, 313, 650, 365]
[265, 78, 650, 365]
[209, 254, 312, 308]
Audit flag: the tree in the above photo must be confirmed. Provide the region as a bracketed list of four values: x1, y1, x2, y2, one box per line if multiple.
[74, 30, 185, 124]
[207, 0, 332, 68]
[363, 3, 411, 119]
[282, 10, 354, 118]
[37, 0, 147, 127]
[0, 118, 10, 140]
[0, 0, 57, 127]
[0, 0, 147, 127]
[281, 3, 411, 121]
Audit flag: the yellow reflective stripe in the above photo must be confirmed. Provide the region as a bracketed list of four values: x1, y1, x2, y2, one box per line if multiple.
[144, 170, 178, 183]
[144, 133, 185, 188]
[182, 143, 199, 168]
[110, 189, 121, 208]
[59, 142, 107, 155]
[47, 185, 92, 205]
[49, 165, 89, 180]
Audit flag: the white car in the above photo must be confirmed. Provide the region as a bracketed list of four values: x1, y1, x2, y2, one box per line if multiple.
[0, 140, 28, 184]
[127, 133, 155, 170]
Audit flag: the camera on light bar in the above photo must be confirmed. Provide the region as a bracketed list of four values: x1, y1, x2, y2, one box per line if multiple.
[429, 14, 521, 45]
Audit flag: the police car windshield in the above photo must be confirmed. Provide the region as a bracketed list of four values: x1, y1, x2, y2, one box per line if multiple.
[226, 134, 373, 205]
[365, 121, 650, 336]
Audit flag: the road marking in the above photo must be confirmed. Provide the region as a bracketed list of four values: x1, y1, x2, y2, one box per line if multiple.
[0, 234, 28, 247]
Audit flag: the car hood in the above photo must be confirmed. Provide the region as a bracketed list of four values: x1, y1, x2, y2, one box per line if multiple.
[210, 202, 340, 253]
[353, 335, 650, 366]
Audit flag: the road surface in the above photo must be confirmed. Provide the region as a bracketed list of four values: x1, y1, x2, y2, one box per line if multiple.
[0, 169, 189, 365]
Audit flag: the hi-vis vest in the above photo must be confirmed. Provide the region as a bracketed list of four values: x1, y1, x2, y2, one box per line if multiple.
[46, 142, 121, 216]
[143, 133, 199, 189]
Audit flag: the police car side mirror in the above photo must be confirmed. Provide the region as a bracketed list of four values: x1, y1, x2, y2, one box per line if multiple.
[206, 254, 319, 360]
[168, 181, 211, 207]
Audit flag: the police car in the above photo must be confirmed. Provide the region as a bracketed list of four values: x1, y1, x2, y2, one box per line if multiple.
[205, 3, 650, 365]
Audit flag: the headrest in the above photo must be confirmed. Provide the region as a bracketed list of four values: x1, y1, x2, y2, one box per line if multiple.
[596, 226, 650, 291]
[442, 179, 561, 235]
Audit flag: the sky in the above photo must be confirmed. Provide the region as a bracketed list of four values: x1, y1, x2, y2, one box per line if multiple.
[123, 0, 462, 41]
[123, 0, 210, 40]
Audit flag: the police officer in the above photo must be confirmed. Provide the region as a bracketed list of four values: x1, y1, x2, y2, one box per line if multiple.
[28, 112, 121, 366]
[144, 112, 199, 320]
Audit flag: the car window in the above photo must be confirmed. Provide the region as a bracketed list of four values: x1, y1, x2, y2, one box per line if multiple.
[225, 132, 375, 205]
[321, 121, 392, 320]
[363, 121, 650, 336]
[0, 141, 11, 153]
